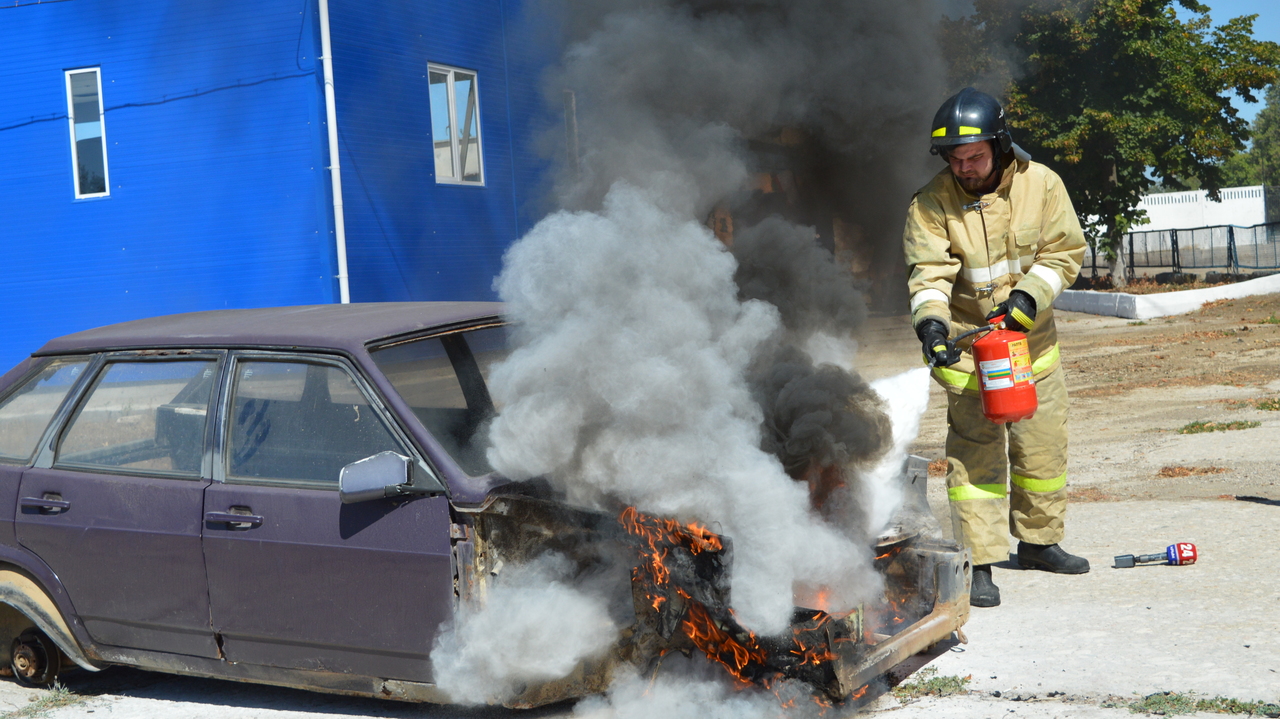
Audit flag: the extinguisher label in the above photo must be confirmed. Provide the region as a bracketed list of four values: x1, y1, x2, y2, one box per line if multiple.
[1009, 338, 1033, 382]
[979, 358, 1014, 390]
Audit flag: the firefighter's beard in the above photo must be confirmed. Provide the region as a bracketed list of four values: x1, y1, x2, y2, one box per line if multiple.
[955, 164, 999, 194]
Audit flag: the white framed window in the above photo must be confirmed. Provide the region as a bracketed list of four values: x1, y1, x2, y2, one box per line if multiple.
[428, 64, 484, 185]
[65, 68, 109, 198]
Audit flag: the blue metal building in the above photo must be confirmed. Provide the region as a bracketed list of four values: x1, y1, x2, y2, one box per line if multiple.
[0, 0, 558, 369]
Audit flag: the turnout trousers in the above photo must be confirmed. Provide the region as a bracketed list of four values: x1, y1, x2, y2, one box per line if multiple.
[944, 368, 1069, 566]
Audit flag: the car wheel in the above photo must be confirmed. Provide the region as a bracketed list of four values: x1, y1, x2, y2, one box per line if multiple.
[11, 630, 60, 687]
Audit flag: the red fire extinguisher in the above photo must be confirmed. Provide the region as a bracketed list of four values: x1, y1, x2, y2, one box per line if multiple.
[947, 315, 1039, 423]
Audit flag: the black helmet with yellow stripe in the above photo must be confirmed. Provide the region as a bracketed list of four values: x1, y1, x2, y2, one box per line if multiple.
[929, 87, 1012, 157]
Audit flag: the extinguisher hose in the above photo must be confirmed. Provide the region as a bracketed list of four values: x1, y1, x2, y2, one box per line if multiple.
[931, 320, 1001, 367]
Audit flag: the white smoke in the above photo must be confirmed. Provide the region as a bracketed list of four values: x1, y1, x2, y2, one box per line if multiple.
[430, 555, 619, 705]
[574, 664, 834, 719]
[486, 181, 880, 635]
[801, 332, 860, 371]
[861, 368, 933, 536]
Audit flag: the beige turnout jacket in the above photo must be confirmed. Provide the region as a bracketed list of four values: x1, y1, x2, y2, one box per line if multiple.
[903, 153, 1086, 394]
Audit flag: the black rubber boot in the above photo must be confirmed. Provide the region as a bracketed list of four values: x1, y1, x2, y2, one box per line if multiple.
[1017, 542, 1091, 574]
[970, 564, 1000, 607]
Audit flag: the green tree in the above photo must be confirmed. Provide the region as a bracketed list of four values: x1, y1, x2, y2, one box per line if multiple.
[1221, 84, 1280, 187]
[1219, 149, 1259, 187]
[943, 0, 1280, 284]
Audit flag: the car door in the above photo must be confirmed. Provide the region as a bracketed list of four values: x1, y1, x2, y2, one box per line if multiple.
[202, 353, 453, 682]
[16, 353, 222, 657]
[0, 359, 91, 548]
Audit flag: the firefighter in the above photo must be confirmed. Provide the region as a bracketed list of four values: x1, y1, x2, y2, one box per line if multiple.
[902, 88, 1089, 608]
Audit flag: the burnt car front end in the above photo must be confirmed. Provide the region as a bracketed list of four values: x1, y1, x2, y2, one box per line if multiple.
[443, 456, 970, 707]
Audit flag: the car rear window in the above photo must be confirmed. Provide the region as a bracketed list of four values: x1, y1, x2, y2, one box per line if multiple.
[56, 360, 217, 477]
[371, 325, 508, 476]
[0, 359, 89, 463]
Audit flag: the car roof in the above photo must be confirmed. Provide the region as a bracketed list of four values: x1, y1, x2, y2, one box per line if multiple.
[34, 302, 504, 357]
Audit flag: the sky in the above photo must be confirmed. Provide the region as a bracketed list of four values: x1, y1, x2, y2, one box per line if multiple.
[1187, 0, 1278, 124]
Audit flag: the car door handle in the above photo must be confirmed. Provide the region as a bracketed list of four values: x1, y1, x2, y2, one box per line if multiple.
[20, 496, 70, 514]
[205, 511, 264, 527]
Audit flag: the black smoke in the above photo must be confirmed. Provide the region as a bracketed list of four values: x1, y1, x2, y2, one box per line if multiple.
[525, 0, 957, 498]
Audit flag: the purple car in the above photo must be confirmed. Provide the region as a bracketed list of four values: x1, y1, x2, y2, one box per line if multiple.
[0, 303, 969, 707]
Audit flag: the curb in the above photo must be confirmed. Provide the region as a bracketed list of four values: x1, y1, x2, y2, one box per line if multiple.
[1056, 273, 1280, 319]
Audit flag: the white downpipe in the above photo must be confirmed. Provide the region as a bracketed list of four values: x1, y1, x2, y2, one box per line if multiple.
[318, 0, 350, 303]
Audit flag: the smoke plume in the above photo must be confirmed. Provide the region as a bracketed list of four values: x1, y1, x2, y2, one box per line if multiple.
[461, 0, 957, 703]
[430, 555, 619, 704]
[574, 664, 833, 719]
[547, 0, 949, 292]
[487, 182, 879, 634]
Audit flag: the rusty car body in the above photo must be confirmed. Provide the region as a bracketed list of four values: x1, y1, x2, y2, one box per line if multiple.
[0, 303, 968, 704]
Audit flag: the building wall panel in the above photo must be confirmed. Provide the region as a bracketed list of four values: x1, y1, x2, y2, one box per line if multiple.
[0, 0, 333, 368]
[329, 0, 557, 303]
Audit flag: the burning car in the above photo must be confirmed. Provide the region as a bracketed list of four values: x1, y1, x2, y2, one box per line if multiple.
[0, 303, 968, 704]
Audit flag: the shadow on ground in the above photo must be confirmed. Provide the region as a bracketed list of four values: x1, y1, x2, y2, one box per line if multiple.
[48, 667, 575, 718]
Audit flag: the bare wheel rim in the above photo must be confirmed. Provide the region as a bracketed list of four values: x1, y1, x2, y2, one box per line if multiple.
[10, 632, 58, 687]
[11, 642, 41, 679]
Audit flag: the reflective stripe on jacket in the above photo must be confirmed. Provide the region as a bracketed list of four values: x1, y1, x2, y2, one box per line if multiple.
[903, 154, 1085, 394]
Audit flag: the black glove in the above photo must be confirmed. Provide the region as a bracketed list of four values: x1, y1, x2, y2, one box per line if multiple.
[987, 290, 1037, 332]
[916, 319, 958, 367]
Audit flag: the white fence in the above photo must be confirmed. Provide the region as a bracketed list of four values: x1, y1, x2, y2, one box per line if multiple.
[1135, 186, 1266, 231]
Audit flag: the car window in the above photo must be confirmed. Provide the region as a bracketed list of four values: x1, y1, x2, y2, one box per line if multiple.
[0, 359, 89, 464]
[370, 325, 508, 476]
[227, 360, 405, 486]
[56, 360, 217, 477]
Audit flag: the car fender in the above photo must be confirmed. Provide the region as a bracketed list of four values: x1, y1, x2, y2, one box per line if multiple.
[0, 548, 100, 671]
[0, 567, 99, 671]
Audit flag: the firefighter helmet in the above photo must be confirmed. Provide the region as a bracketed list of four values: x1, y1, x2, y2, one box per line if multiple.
[929, 88, 1013, 156]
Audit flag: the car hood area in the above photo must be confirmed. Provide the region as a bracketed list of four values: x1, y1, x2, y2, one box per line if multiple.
[450, 456, 970, 708]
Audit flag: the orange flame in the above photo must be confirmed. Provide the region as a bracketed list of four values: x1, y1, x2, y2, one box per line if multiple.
[619, 506, 723, 554]
[680, 598, 768, 679]
[620, 506, 846, 693]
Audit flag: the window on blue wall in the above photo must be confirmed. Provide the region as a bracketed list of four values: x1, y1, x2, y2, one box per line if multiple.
[65, 68, 109, 198]
[428, 64, 484, 185]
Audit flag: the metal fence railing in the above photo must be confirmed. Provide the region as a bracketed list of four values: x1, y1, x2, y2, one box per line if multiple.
[1082, 221, 1280, 276]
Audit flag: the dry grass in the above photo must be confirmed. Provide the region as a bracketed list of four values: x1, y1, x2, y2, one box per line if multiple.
[1095, 278, 1233, 295]
[1068, 486, 1118, 502]
[1128, 691, 1280, 717]
[891, 667, 971, 703]
[1225, 396, 1280, 411]
[1178, 420, 1260, 434]
[1158, 465, 1230, 478]
[927, 458, 947, 477]
[2, 684, 87, 719]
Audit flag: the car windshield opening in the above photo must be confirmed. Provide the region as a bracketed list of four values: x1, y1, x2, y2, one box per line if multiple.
[371, 325, 508, 476]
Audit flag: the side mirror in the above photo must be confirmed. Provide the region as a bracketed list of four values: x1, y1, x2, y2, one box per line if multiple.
[339, 451, 447, 504]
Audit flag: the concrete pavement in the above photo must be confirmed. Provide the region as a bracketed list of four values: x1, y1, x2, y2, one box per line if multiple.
[868, 497, 1280, 717]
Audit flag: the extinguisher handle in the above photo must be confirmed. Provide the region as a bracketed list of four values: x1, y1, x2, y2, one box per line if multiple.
[928, 321, 1005, 368]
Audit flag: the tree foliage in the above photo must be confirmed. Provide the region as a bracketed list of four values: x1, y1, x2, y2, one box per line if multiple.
[942, 0, 1280, 260]
[1221, 84, 1280, 187]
